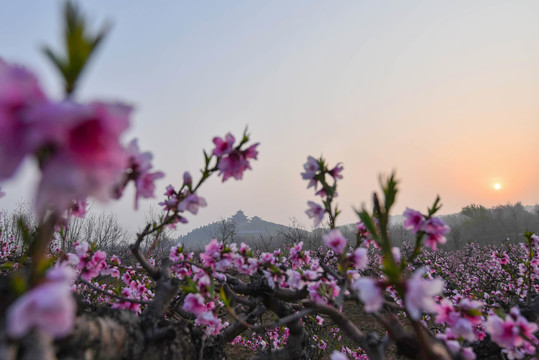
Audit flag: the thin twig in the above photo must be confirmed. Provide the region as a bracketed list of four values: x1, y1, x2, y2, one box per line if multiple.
[130, 224, 159, 279]
[251, 308, 315, 332]
[78, 278, 149, 305]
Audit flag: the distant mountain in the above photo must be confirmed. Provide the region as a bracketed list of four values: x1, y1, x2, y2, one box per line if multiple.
[177, 210, 291, 250]
[177, 210, 410, 251]
[177, 204, 539, 251]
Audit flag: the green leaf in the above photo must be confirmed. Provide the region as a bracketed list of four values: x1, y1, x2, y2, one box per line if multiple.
[427, 196, 442, 217]
[381, 172, 398, 214]
[219, 288, 230, 307]
[17, 217, 33, 247]
[11, 273, 27, 295]
[181, 277, 198, 294]
[355, 208, 378, 240]
[1, 262, 14, 270]
[43, 1, 110, 96]
[35, 257, 55, 277]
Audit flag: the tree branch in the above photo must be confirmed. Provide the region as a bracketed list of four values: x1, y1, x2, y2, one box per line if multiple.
[78, 278, 149, 305]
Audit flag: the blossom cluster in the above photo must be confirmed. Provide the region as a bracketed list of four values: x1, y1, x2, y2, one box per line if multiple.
[302, 156, 343, 227]
[0, 60, 162, 215]
[403, 207, 451, 250]
[6, 266, 76, 339]
[485, 307, 538, 359]
[213, 133, 259, 182]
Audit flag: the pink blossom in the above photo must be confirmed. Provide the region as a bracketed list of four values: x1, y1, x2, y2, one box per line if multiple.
[286, 269, 304, 290]
[460, 347, 477, 360]
[212, 133, 235, 156]
[348, 247, 368, 270]
[236, 257, 259, 275]
[492, 251, 510, 265]
[404, 270, 444, 320]
[200, 239, 224, 270]
[164, 185, 176, 197]
[330, 350, 348, 360]
[323, 229, 347, 254]
[308, 279, 339, 304]
[289, 241, 310, 269]
[351, 277, 384, 312]
[306, 201, 325, 227]
[196, 311, 223, 336]
[7, 267, 76, 338]
[260, 270, 276, 289]
[69, 198, 88, 218]
[486, 307, 538, 352]
[169, 245, 184, 262]
[34, 101, 130, 215]
[460, 298, 483, 326]
[452, 318, 476, 341]
[244, 143, 259, 160]
[0, 59, 47, 180]
[46, 266, 76, 283]
[111, 287, 142, 313]
[74, 241, 89, 257]
[183, 171, 192, 186]
[178, 193, 207, 215]
[217, 146, 258, 182]
[355, 221, 368, 236]
[100, 265, 120, 278]
[194, 273, 211, 295]
[301, 156, 319, 189]
[161, 197, 179, 211]
[328, 163, 344, 180]
[183, 294, 207, 316]
[435, 298, 456, 324]
[391, 247, 401, 264]
[259, 252, 275, 264]
[80, 250, 108, 281]
[421, 217, 450, 250]
[485, 315, 519, 348]
[403, 208, 423, 233]
[125, 139, 165, 209]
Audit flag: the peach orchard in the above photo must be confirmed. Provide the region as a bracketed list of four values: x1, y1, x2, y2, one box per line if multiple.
[0, 4, 537, 360]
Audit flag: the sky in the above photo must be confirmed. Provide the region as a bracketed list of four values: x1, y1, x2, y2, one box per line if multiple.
[1, 1, 539, 235]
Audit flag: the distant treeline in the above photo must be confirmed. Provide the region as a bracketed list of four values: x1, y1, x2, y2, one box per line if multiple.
[389, 203, 539, 250]
[2, 203, 537, 256]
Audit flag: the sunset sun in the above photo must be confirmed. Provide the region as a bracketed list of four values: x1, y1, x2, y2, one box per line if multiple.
[494, 183, 502, 190]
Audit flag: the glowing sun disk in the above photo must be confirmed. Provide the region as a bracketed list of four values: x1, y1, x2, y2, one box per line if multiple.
[494, 183, 501, 190]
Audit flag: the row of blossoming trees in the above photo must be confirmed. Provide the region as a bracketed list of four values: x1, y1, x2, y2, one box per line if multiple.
[1, 4, 538, 360]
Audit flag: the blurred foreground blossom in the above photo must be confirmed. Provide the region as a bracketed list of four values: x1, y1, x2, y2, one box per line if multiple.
[7, 266, 76, 339]
[405, 269, 444, 320]
[351, 277, 384, 312]
[403, 207, 450, 250]
[323, 229, 347, 254]
[0, 59, 47, 180]
[122, 138, 164, 209]
[34, 101, 130, 215]
[306, 201, 325, 227]
[485, 307, 538, 357]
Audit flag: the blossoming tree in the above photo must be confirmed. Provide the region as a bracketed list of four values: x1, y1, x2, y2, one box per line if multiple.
[0, 3, 538, 360]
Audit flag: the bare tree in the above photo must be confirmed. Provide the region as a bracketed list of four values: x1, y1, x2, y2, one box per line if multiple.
[0, 202, 36, 251]
[207, 218, 237, 244]
[279, 218, 309, 247]
[139, 206, 176, 259]
[256, 231, 276, 252]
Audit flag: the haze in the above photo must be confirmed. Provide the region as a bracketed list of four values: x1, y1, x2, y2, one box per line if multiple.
[1, 1, 538, 234]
